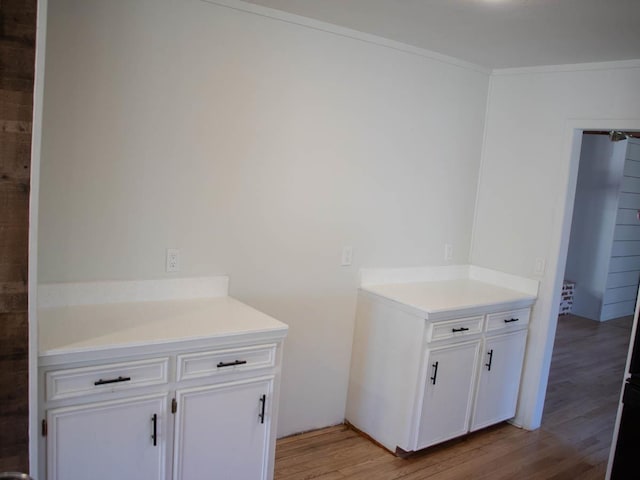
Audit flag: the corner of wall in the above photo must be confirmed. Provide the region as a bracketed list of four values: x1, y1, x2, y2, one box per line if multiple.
[468, 73, 495, 266]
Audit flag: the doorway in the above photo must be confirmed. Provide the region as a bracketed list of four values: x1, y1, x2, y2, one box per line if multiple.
[564, 133, 640, 322]
[543, 131, 640, 474]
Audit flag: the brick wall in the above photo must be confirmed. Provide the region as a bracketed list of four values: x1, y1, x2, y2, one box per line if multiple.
[0, 0, 36, 472]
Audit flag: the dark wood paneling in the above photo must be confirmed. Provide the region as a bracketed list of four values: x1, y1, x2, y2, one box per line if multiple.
[0, 0, 36, 473]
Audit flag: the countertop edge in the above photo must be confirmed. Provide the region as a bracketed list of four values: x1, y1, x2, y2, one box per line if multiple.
[359, 284, 537, 321]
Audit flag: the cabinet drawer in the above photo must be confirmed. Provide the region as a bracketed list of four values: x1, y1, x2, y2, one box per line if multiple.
[486, 308, 530, 333]
[45, 358, 169, 401]
[426, 316, 484, 343]
[177, 344, 277, 381]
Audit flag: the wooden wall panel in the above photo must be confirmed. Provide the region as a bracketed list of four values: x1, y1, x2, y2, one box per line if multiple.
[0, 0, 36, 472]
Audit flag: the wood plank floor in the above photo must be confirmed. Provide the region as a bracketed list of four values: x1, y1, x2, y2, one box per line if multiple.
[274, 313, 634, 479]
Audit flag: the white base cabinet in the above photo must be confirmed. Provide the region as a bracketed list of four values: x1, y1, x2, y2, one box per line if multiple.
[38, 296, 288, 480]
[346, 284, 534, 454]
[41, 343, 283, 480]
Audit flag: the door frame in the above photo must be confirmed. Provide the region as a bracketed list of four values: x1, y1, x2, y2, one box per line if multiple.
[28, 0, 48, 475]
[526, 120, 640, 431]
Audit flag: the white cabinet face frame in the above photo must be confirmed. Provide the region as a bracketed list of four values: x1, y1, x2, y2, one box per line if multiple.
[172, 375, 275, 480]
[40, 341, 285, 480]
[411, 339, 481, 450]
[46, 393, 170, 480]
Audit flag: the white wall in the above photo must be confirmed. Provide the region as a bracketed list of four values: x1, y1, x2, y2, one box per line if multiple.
[471, 61, 640, 430]
[38, 0, 489, 436]
[565, 135, 627, 321]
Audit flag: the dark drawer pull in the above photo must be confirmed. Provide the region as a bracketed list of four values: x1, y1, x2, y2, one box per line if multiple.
[217, 360, 248, 368]
[151, 413, 158, 446]
[452, 327, 470, 333]
[94, 376, 131, 386]
[258, 394, 266, 424]
[485, 349, 494, 371]
[504, 318, 520, 323]
[430, 361, 439, 385]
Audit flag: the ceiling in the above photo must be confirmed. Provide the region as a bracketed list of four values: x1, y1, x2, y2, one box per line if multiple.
[241, 0, 640, 69]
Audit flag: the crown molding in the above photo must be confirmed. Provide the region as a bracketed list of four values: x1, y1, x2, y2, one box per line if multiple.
[201, 0, 491, 75]
[492, 59, 640, 76]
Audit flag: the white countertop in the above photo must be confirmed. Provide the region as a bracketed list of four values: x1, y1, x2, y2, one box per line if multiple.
[39, 296, 288, 363]
[362, 278, 536, 319]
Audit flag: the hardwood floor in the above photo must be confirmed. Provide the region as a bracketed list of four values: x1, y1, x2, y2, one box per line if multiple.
[274, 313, 634, 479]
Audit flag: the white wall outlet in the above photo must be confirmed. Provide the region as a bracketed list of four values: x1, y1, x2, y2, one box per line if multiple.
[341, 246, 353, 266]
[444, 243, 453, 261]
[534, 257, 546, 276]
[166, 248, 180, 273]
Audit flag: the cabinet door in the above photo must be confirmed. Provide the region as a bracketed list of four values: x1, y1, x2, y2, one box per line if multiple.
[47, 394, 168, 480]
[173, 377, 273, 480]
[415, 340, 480, 450]
[470, 329, 527, 431]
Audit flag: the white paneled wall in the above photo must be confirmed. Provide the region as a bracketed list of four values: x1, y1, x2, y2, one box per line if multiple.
[604, 139, 640, 320]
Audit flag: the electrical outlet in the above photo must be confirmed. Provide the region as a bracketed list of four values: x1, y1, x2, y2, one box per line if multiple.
[341, 246, 353, 266]
[444, 244, 453, 261]
[166, 248, 180, 273]
[534, 257, 545, 276]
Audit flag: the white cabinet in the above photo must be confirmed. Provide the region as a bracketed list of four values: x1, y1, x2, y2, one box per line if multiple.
[471, 329, 528, 431]
[173, 377, 273, 480]
[47, 394, 169, 480]
[346, 280, 535, 454]
[41, 345, 282, 480]
[38, 296, 288, 480]
[416, 340, 480, 449]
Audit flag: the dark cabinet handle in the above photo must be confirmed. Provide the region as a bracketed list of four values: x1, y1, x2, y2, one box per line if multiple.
[258, 394, 266, 424]
[217, 360, 248, 368]
[452, 327, 470, 333]
[504, 318, 520, 323]
[430, 361, 439, 385]
[94, 376, 131, 386]
[485, 349, 494, 371]
[151, 414, 158, 446]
